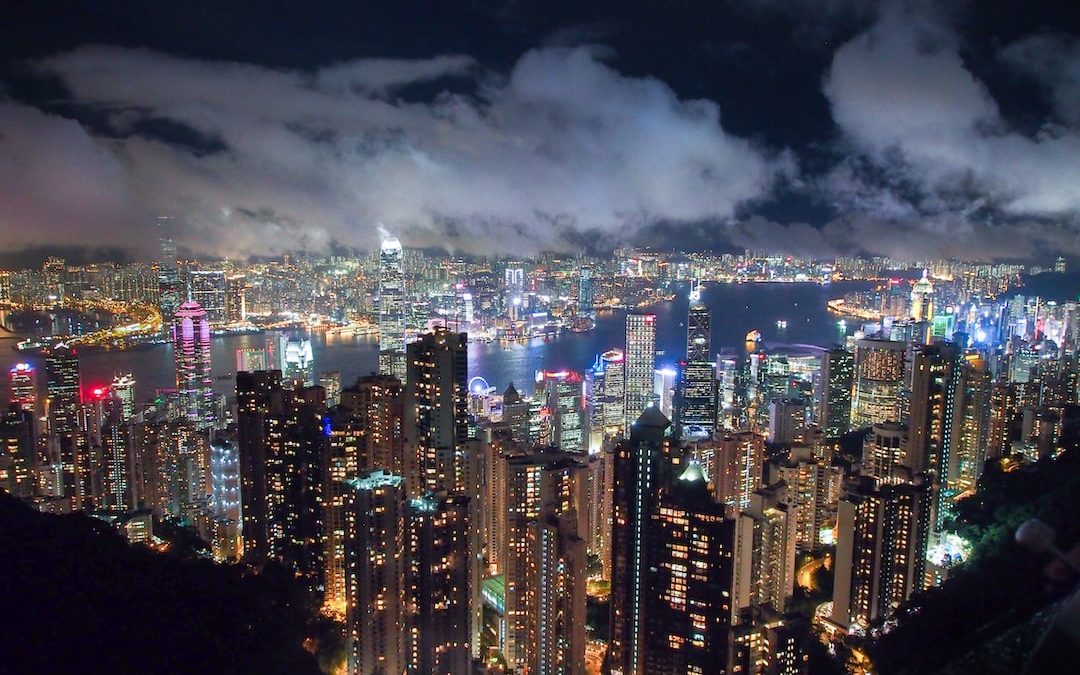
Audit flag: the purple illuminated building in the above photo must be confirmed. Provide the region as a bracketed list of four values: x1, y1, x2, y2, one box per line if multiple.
[173, 300, 214, 429]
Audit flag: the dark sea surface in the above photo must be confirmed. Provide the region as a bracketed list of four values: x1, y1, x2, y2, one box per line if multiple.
[1, 281, 872, 404]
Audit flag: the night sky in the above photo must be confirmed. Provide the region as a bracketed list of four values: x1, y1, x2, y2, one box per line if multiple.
[1, 0, 1079, 263]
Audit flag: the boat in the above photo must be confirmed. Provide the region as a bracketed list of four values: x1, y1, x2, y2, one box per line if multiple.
[745, 329, 762, 343]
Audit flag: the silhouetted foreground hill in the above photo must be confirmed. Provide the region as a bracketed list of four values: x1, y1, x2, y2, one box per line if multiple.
[0, 493, 322, 674]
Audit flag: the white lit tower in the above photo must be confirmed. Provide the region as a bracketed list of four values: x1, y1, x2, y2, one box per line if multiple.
[378, 236, 407, 380]
[111, 373, 136, 421]
[678, 282, 716, 436]
[173, 301, 214, 430]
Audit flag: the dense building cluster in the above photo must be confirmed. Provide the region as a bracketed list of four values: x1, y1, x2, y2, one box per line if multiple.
[0, 238, 1076, 674]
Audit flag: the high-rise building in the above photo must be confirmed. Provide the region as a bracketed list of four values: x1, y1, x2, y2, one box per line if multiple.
[282, 336, 314, 388]
[318, 371, 342, 407]
[0, 405, 34, 498]
[100, 420, 131, 513]
[863, 422, 909, 484]
[236, 369, 282, 563]
[236, 347, 268, 372]
[173, 301, 214, 430]
[772, 445, 843, 553]
[678, 284, 717, 437]
[831, 474, 930, 629]
[404, 328, 468, 497]
[578, 265, 594, 315]
[538, 369, 587, 454]
[378, 236, 407, 380]
[734, 484, 797, 615]
[767, 398, 805, 444]
[339, 374, 405, 475]
[601, 349, 626, 436]
[188, 270, 227, 325]
[8, 362, 35, 413]
[713, 431, 765, 511]
[344, 470, 406, 675]
[407, 493, 474, 675]
[817, 347, 854, 439]
[45, 343, 80, 434]
[111, 373, 136, 421]
[157, 218, 182, 322]
[501, 450, 586, 670]
[624, 312, 657, 430]
[910, 270, 935, 322]
[608, 407, 687, 675]
[643, 460, 736, 674]
[225, 274, 247, 323]
[851, 338, 906, 430]
[729, 607, 808, 675]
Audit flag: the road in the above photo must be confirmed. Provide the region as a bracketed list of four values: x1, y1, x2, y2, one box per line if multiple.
[798, 557, 825, 591]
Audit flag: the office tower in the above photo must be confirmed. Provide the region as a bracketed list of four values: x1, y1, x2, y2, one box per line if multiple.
[641, 460, 736, 674]
[8, 362, 35, 413]
[236, 369, 283, 564]
[910, 270, 934, 322]
[678, 284, 717, 437]
[0, 405, 34, 498]
[407, 493, 474, 675]
[654, 366, 678, 419]
[817, 347, 853, 439]
[319, 371, 342, 407]
[608, 407, 686, 675]
[210, 436, 241, 524]
[863, 422, 909, 484]
[768, 398, 805, 444]
[906, 342, 960, 530]
[344, 470, 406, 675]
[538, 369, 587, 454]
[283, 336, 314, 388]
[378, 236, 407, 380]
[236, 347, 268, 372]
[111, 373, 136, 421]
[831, 475, 930, 629]
[734, 484, 797, 615]
[157, 218, 182, 321]
[578, 265, 594, 314]
[225, 274, 247, 323]
[173, 301, 214, 430]
[42, 256, 65, 303]
[188, 270, 227, 325]
[772, 445, 843, 553]
[45, 343, 80, 434]
[339, 374, 405, 474]
[504, 263, 526, 298]
[624, 312, 657, 429]
[713, 431, 765, 511]
[729, 607, 808, 675]
[501, 450, 586, 670]
[850, 338, 906, 429]
[717, 353, 739, 429]
[601, 349, 626, 436]
[587, 356, 606, 451]
[404, 328, 468, 497]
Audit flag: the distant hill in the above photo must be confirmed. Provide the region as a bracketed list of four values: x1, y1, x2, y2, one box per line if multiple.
[0, 493, 323, 674]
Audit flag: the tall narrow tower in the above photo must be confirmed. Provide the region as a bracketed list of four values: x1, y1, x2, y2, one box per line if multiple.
[378, 236, 407, 380]
[624, 312, 657, 430]
[679, 282, 716, 435]
[173, 301, 214, 430]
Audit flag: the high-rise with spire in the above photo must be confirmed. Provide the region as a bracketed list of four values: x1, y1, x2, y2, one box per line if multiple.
[678, 282, 717, 436]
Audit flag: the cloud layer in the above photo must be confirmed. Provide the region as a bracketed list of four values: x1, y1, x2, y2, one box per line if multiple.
[1, 45, 787, 258]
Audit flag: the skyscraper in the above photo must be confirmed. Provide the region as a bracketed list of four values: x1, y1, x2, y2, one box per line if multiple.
[851, 338, 906, 430]
[831, 475, 930, 629]
[378, 236, 407, 380]
[910, 270, 935, 322]
[578, 265, 594, 315]
[713, 431, 765, 511]
[173, 301, 214, 430]
[157, 217, 182, 322]
[601, 349, 626, 436]
[344, 470, 406, 675]
[644, 460, 736, 674]
[236, 369, 282, 563]
[624, 312, 657, 430]
[608, 406, 684, 675]
[404, 327, 468, 497]
[864, 422, 909, 484]
[501, 450, 586, 670]
[8, 362, 35, 413]
[678, 284, 717, 436]
[188, 270, 228, 325]
[817, 347, 854, 439]
[538, 369, 587, 454]
[407, 493, 474, 675]
[45, 343, 80, 434]
[225, 274, 247, 323]
[112, 373, 136, 421]
[734, 484, 797, 615]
